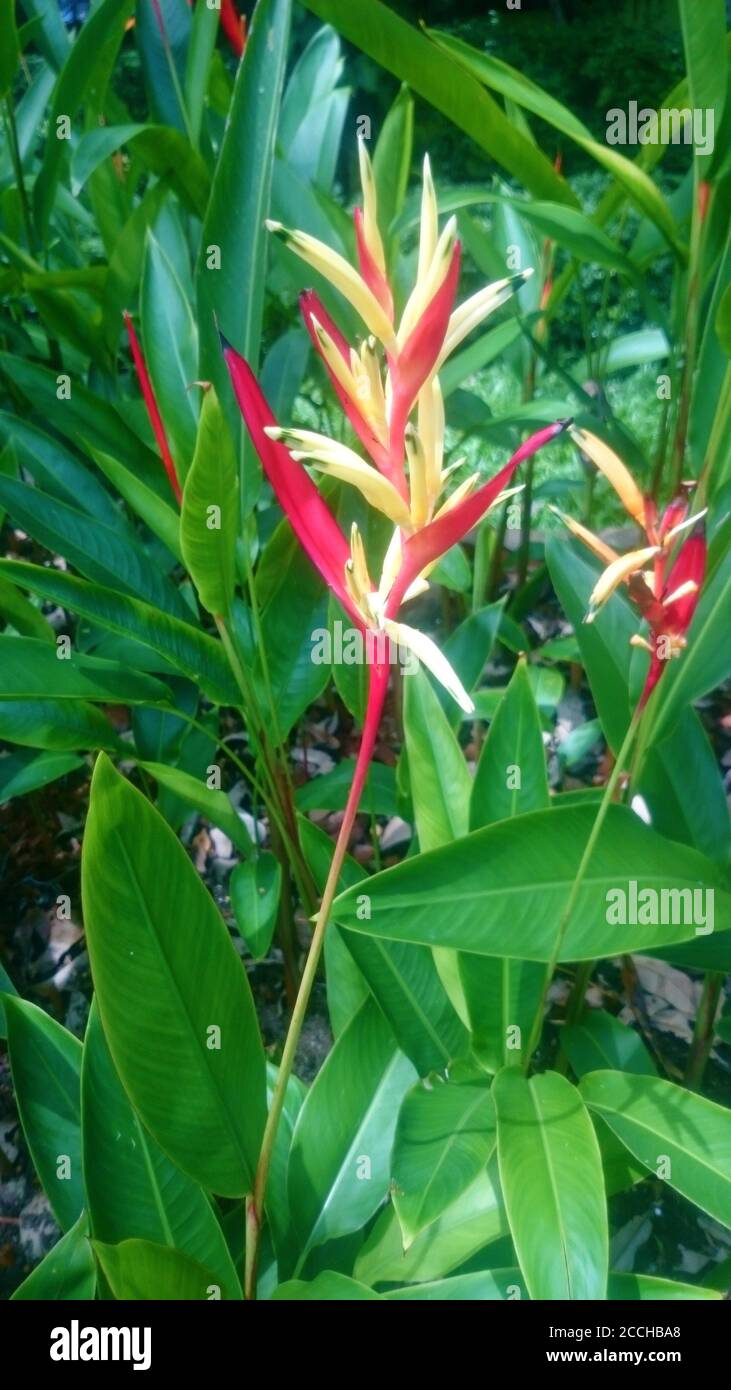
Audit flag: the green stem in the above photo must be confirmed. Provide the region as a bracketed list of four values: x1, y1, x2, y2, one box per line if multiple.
[524, 706, 643, 1069]
[3, 97, 35, 254]
[244, 798, 356, 1298]
[684, 971, 723, 1091]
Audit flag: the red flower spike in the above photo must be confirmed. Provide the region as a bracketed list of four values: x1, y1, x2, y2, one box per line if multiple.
[223, 344, 362, 627]
[390, 420, 570, 611]
[123, 311, 182, 505]
[658, 494, 688, 540]
[299, 291, 397, 485]
[662, 528, 705, 631]
[387, 243, 462, 470]
[354, 207, 394, 323]
[220, 0, 246, 57]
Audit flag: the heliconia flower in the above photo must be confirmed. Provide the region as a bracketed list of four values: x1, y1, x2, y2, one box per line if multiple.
[123, 311, 182, 505]
[224, 152, 568, 840]
[556, 428, 706, 708]
[219, 0, 246, 58]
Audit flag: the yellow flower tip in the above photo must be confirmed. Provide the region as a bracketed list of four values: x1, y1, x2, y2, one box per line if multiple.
[585, 544, 660, 623]
[570, 428, 646, 527]
[263, 425, 284, 440]
[264, 219, 284, 235]
[629, 633, 653, 653]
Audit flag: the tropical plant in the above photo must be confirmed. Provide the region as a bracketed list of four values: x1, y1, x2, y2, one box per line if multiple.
[1, 0, 730, 1305]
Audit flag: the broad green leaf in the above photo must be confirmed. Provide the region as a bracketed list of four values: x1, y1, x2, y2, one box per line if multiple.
[0, 1, 20, 101]
[301, 0, 575, 207]
[141, 233, 198, 476]
[678, 0, 727, 178]
[230, 854, 281, 959]
[11, 1213, 95, 1301]
[287, 1000, 416, 1264]
[429, 29, 681, 253]
[404, 667, 471, 852]
[265, 1060, 308, 1271]
[197, 0, 292, 455]
[82, 755, 266, 1197]
[494, 1067, 608, 1300]
[180, 389, 238, 617]
[471, 657, 548, 828]
[0, 748, 83, 801]
[438, 601, 504, 725]
[4, 997, 82, 1231]
[93, 1238, 228, 1301]
[0, 635, 170, 706]
[272, 1272, 380, 1301]
[135, 0, 191, 134]
[255, 521, 329, 736]
[580, 1071, 731, 1230]
[639, 708, 730, 867]
[0, 561, 238, 705]
[333, 803, 731, 961]
[0, 476, 189, 620]
[562, 1010, 657, 1079]
[184, 0, 218, 145]
[0, 962, 18, 1037]
[354, 1163, 507, 1287]
[138, 761, 253, 857]
[0, 698, 123, 753]
[82, 1002, 240, 1297]
[392, 1074, 496, 1245]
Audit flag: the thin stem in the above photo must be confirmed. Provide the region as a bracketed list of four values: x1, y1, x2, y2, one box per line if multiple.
[684, 971, 723, 1091]
[3, 97, 35, 254]
[244, 795, 356, 1299]
[524, 705, 643, 1069]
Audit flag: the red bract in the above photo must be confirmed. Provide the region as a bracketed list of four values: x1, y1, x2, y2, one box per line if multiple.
[123, 311, 182, 505]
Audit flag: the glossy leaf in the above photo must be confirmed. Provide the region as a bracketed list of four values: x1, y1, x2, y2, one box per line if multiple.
[0, 748, 83, 801]
[180, 389, 238, 617]
[272, 1271, 380, 1301]
[392, 1073, 496, 1245]
[333, 803, 731, 961]
[471, 657, 549, 828]
[494, 1067, 608, 1300]
[82, 755, 266, 1197]
[81, 1002, 240, 1297]
[0, 636, 170, 705]
[11, 1213, 95, 1301]
[93, 1238, 228, 1301]
[230, 854, 282, 959]
[4, 997, 83, 1231]
[581, 1071, 731, 1230]
[563, 1010, 657, 1079]
[0, 697, 123, 753]
[141, 233, 199, 475]
[287, 1000, 416, 1264]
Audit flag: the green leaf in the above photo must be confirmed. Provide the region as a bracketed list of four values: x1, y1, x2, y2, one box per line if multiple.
[0, 0, 20, 100]
[0, 574, 54, 642]
[301, 0, 575, 207]
[384, 1269, 524, 1300]
[33, 0, 135, 235]
[354, 1163, 506, 1287]
[404, 667, 471, 852]
[93, 1238, 229, 1301]
[678, 0, 728, 178]
[272, 1271, 381, 1301]
[0, 698, 123, 753]
[494, 1067, 608, 1300]
[0, 561, 238, 706]
[230, 854, 281, 959]
[11, 1213, 95, 1301]
[373, 83, 413, 267]
[297, 816, 369, 1038]
[197, 0, 292, 454]
[563, 1010, 657, 1079]
[580, 1071, 731, 1230]
[141, 233, 198, 477]
[609, 1273, 721, 1301]
[82, 1002, 240, 1297]
[4, 997, 83, 1231]
[180, 389, 238, 617]
[471, 657, 549, 829]
[81, 755, 266, 1197]
[438, 601, 504, 725]
[88, 447, 182, 563]
[138, 761, 253, 857]
[0, 747, 83, 801]
[429, 29, 681, 254]
[0, 635, 170, 705]
[0, 411, 140, 533]
[333, 803, 731, 961]
[265, 1060, 308, 1269]
[392, 1073, 496, 1245]
[255, 521, 329, 736]
[287, 1000, 416, 1264]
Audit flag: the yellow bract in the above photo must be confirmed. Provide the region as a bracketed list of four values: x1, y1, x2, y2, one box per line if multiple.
[570, 427, 646, 528]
